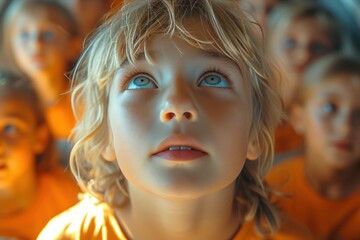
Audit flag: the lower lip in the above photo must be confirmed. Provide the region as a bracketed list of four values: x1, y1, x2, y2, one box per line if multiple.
[153, 150, 207, 161]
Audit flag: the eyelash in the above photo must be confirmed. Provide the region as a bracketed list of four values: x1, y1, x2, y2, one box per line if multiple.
[120, 67, 232, 89]
[200, 67, 232, 86]
[120, 68, 154, 90]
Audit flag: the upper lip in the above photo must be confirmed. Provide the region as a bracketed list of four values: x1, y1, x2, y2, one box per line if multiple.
[152, 134, 207, 155]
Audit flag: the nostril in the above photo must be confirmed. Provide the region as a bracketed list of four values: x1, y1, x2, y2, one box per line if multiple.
[165, 112, 175, 120]
[183, 112, 191, 119]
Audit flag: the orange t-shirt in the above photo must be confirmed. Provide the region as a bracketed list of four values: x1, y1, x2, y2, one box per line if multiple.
[274, 122, 303, 155]
[38, 194, 311, 240]
[266, 155, 360, 239]
[0, 170, 80, 240]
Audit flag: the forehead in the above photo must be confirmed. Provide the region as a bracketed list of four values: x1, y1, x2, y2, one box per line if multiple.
[0, 93, 37, 120]
[311, 75, 360, 101]
[14, 6, 71, 31]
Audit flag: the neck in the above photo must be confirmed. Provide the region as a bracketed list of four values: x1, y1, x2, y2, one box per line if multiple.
[304, 154, 360, 200]
[0, 172, 38, 215]
[117, 182, 241, 240]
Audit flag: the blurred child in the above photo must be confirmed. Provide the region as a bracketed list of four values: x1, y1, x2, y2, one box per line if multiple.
[266, 2, 343, 157]
[38, 0, 311, 239]
[266, 54, 360, 239]
[0, 70, 80, 240]
[3, 0, 79, 140]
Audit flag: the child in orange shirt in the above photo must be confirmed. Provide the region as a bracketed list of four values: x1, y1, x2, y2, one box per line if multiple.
[0, 70, 80, 240]
[266, 2, 343, 158]
[266, 54, 360, 239]
[38, 1, 311, 239]
[3, 0, 79, 140]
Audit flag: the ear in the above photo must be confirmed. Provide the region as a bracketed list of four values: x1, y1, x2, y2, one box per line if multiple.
[289, 104, 305, 135]
[101, 143, 116, 161]
[246, 136, 262, 161]
[34, 124, 50, 154]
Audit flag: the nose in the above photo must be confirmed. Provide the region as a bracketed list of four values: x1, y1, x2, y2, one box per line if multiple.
[293, 47, 311, 72]
[336, 110, 353, 138]
[160, 81, 198, 123]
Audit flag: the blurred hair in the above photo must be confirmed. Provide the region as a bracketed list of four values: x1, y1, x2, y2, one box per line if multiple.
[70, 0, 283, 236]
[267, 1, 342, 51]
[296, 54, 360, 104]
[0, 69, 58, 171]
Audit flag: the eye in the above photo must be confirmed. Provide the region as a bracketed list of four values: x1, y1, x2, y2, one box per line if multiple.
[19, 31, 30, 42]
[283, 38, 296, 49]
[198, 73, 229, 88]
[2, 124, 19, 137]
[127, 74, 157, 90]
[322, 102, 337, 114]
[42, 30, 55, 42]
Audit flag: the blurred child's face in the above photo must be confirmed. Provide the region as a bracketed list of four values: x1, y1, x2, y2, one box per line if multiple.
[106, 24, 259, 199]
[272, 17, 335, 107]
[11, 10, 71, 80]
[0, 94, 44, 191]
[296, 75, 360, 169]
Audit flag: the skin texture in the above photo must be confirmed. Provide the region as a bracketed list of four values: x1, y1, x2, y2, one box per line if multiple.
[270, 17, 335, 108]
[292, 74, 360, 199]
[103, 24, 260, 238]
[0, 94, 48, 215]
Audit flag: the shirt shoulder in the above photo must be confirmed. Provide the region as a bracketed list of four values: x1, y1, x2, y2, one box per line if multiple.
[37, 194, 127, 240]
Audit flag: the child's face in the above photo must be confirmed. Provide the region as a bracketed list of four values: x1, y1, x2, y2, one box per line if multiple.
[295, 75, 360, 169]
[272, 17, 334, 106]
[106, 27, 258, 199]
[0, 94, 44, 191]
[11, 10, 71, 79]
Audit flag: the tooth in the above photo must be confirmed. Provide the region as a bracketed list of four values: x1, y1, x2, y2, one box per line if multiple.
[180, 146, 192, 150]
[169, 146, 180, 150]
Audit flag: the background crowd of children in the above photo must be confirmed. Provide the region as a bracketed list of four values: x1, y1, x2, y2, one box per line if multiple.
[0, 0, 358, 239]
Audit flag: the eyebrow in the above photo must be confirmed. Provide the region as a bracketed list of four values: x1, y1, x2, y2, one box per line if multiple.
[119, 49, 230, 68]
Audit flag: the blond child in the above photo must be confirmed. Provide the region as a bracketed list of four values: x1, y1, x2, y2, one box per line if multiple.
[2, 0, 80, 140]
[0, 70, 80, 239]
[38, 0, 310, 239]
[266, 54, 360, 239]
[266, 2, 343, 158]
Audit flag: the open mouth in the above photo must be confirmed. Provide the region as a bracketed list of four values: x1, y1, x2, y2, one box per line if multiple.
[154, 145, 207, 161]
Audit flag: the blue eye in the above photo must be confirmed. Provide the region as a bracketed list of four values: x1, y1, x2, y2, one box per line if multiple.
[3, 124, 17, 135]
[322, 102, 336, 113]
[19, 31, 30, 42]
[42, 30, 55, 42]
[127, 75, 157, 89]
[283, 38, 296, 49]
[199, 73, 229, 88]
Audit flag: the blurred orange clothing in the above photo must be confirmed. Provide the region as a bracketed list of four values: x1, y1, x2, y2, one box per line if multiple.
[45, 93, 76, 140]
[266, 155, 360, 239]
[274, 122, 303, 155]
[0, 170, 80, 240]
[38, 194, 310, 240]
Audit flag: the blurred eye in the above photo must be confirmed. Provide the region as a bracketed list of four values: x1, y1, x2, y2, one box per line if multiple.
[127, 74, 157, 89]
[322, 102, 337, 113]
[283, 38, 296, 49]
[2, 124, 19, 138]
[310, 42, 327, 55]
[199, 73, 229, 88]
[42, 30, 55, 42]
[19, 31, 30, 42]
